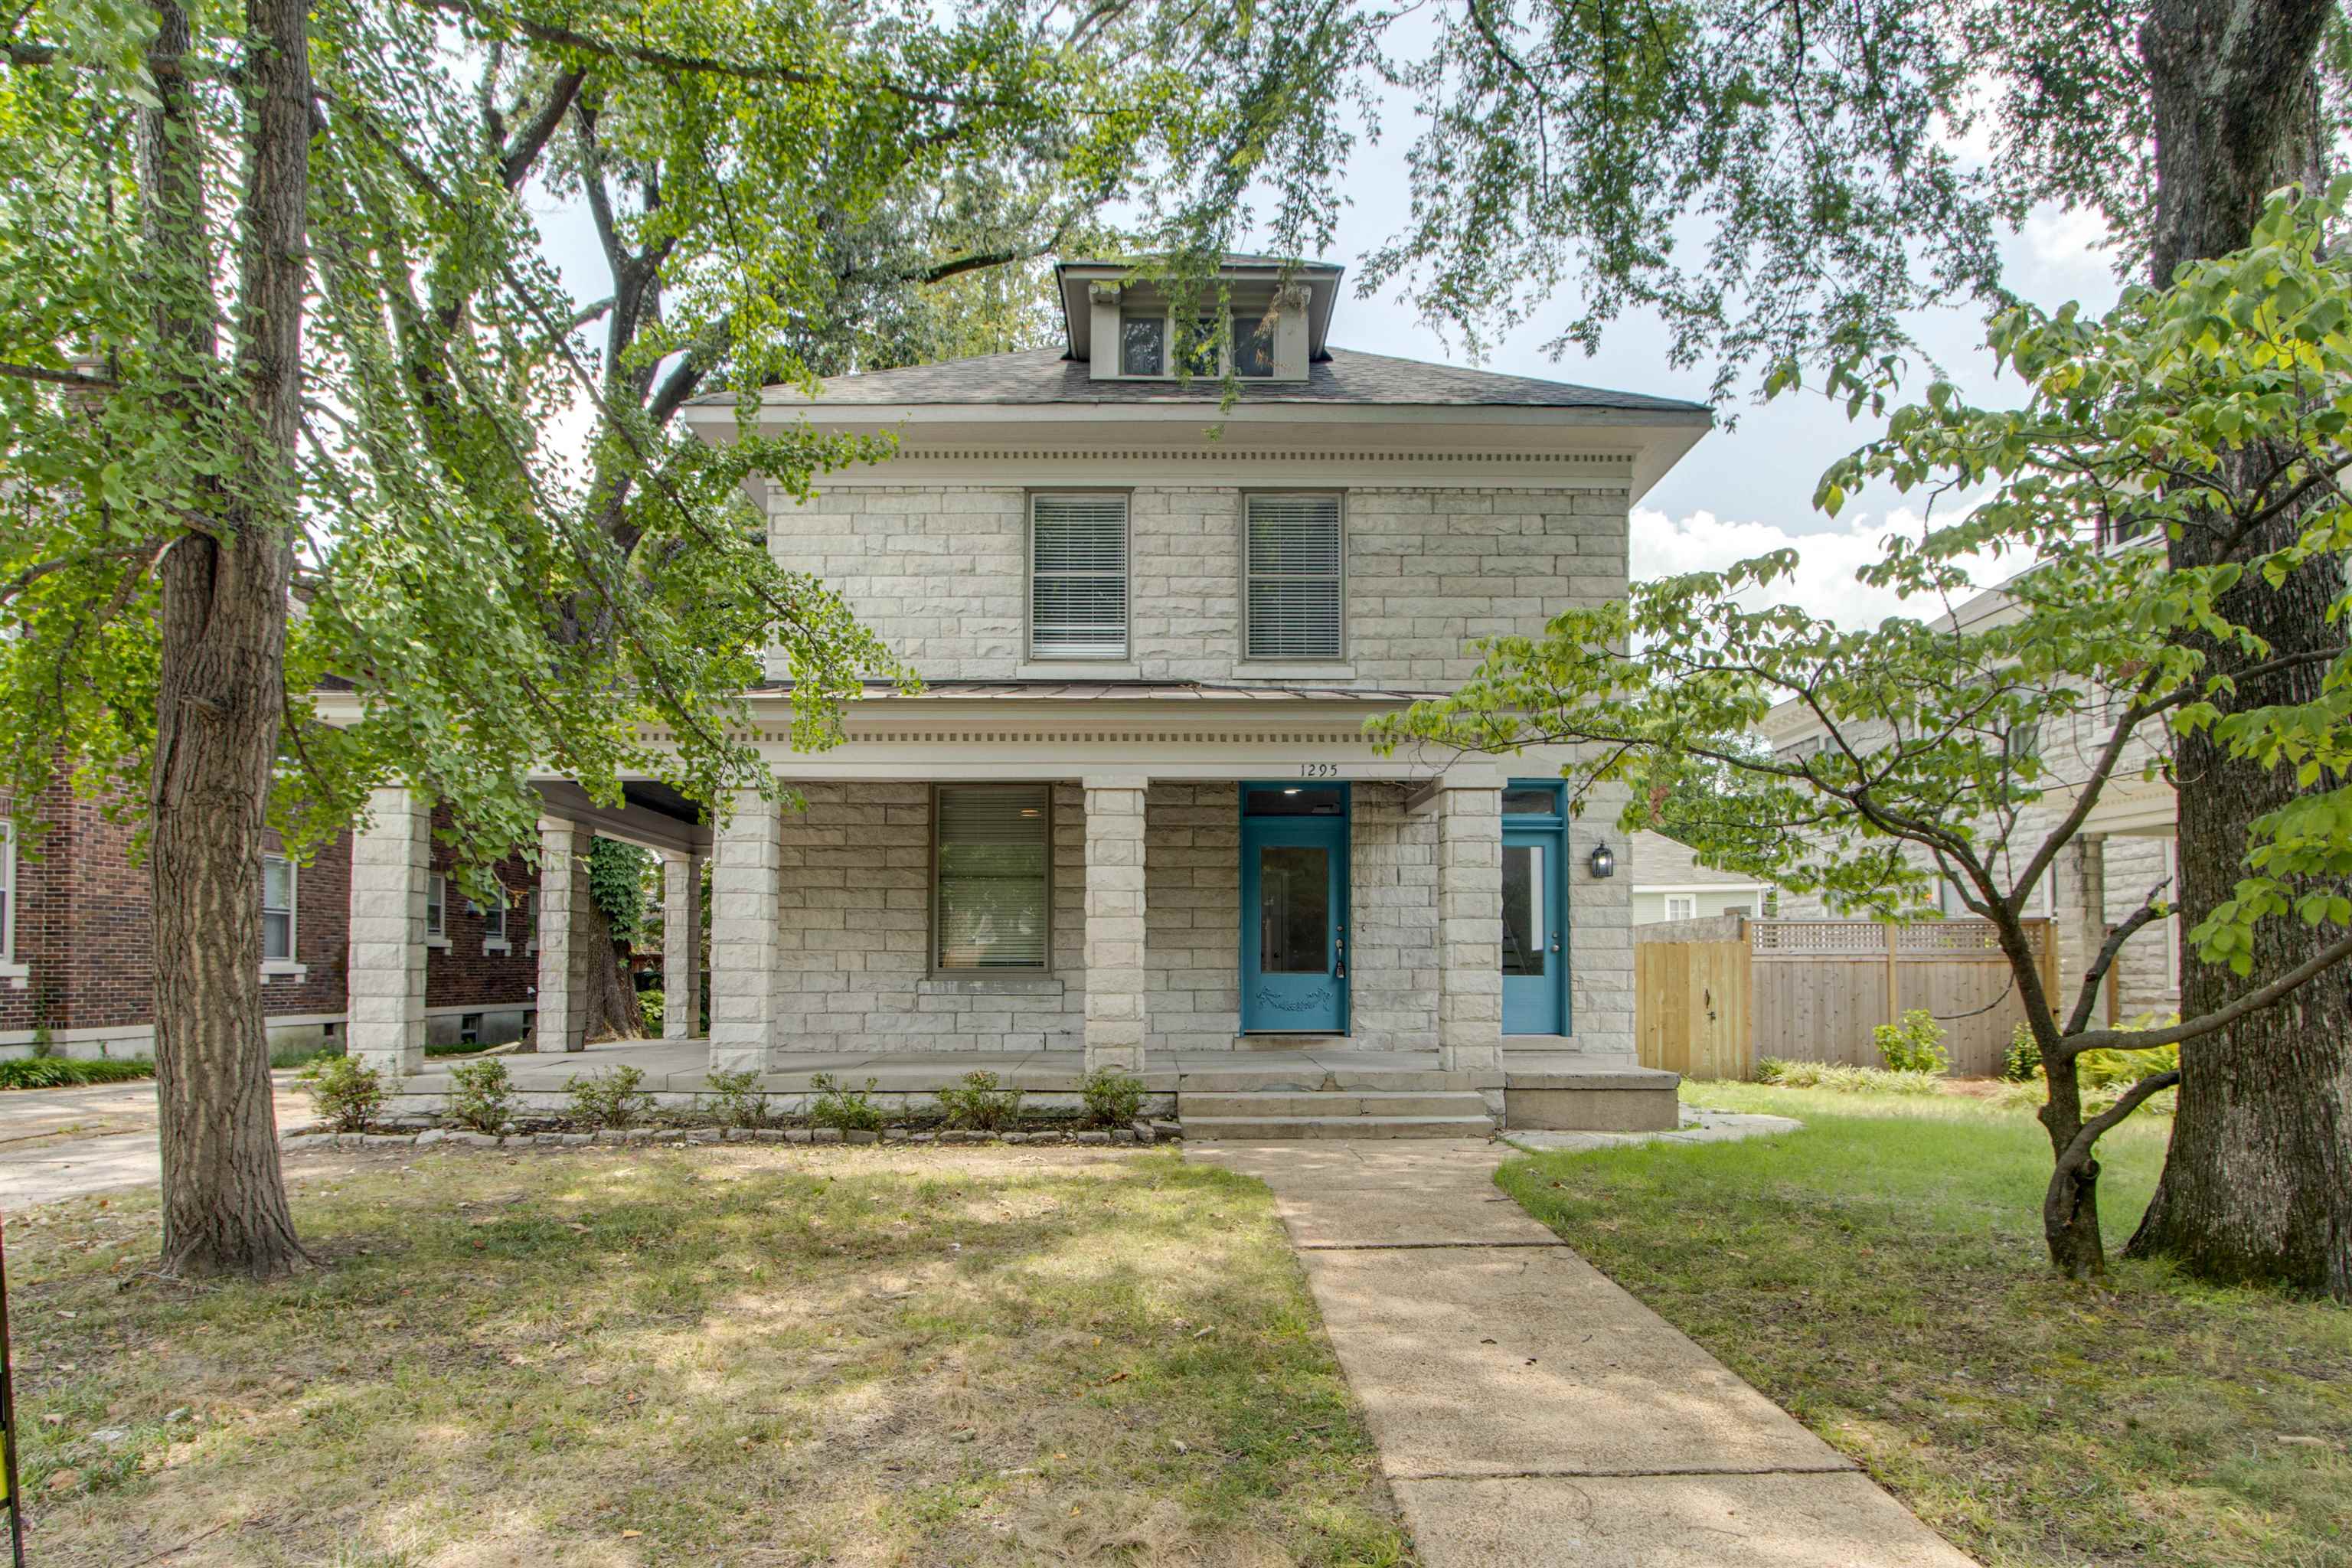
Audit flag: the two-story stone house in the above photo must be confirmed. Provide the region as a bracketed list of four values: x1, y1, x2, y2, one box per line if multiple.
[341, 255, 1714, 1134]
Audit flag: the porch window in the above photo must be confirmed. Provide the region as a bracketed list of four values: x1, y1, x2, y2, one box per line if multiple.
[934, 785, 1051, 971]
[262, 854, 296, 962]
[1244, 493, 1343, 660]
[1030, 493, 1129, 658]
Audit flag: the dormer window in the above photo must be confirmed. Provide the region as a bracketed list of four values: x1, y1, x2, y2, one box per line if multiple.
[1119, 313, 1165, 377]
[1232, 313, 1276, 377]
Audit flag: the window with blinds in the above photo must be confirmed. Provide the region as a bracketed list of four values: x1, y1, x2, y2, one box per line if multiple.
[262, 854, 296, 962]
[1245, 493, 1344, 661]
[934, 785, 1052, 970]
[1031, 493, 1129, 658]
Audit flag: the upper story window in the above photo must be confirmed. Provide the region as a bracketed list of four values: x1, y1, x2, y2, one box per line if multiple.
[934, 784, 1051, 971]
[1031, 493, 1129, 659]
[262, 854, 296, 962]
[1119, 312, 1165, 377]
[1231, 312, 1276, 377]
[1244, 493, 1344, 662]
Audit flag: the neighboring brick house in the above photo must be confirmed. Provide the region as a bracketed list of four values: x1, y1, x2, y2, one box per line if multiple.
[328, 252, 1717, 1114]
[0, 779, 537, 1060]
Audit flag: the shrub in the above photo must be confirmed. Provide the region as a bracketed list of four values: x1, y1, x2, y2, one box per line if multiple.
[565, 1064, 653, 1129]
[637, 988, 665, 1038]
[1873, 1009, 1949, 1074]
[1080, 1068, 1145, 1128]
[447, 1058, 515, 1133]
[937, 1070, 1024, 1132]
[0, 1055, 155, 1090]
[2077, 1040, 2180, 1090]
[2001, 1024, 2043, 1083]
[704, 1067, 771, 1129]
[299, 1054, 387, 1132]
[808, 1073, 882, 1132]
[1755, 1058, 1942, 1095]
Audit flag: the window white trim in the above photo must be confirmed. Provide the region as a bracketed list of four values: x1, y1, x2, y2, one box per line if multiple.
[1027, 492, 1130, 661]
[425, 874, 450, 949]
[1663, 893, 1698, 921]
[0, 822, 23, 986]
[1243, 492, 1345, 662]
[481, 889, 511, 955]
[261, 853, 305, 980]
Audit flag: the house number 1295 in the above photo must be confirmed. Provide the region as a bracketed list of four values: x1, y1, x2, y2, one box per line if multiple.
[1299, 763, 1339, 779]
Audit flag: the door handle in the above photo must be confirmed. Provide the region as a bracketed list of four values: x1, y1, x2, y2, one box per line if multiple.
[1550, 936, 1560, 952]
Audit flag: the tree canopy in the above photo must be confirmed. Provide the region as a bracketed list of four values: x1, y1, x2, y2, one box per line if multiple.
[1377, 188, 2352, 1283]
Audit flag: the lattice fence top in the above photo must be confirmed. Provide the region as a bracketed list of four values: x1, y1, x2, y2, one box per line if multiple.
[1751, 916, 2049, 962]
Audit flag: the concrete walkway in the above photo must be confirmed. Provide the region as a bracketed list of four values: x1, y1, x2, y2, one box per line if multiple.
[1192, 1140, 1978, 1567]
[0, 1074, 316, 1210]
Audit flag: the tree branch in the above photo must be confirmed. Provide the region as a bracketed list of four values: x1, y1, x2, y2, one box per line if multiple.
[0, 361, 117, 390]
[2060, 925, 2352, 1058]
[2055, 1070, 2182, 1174]
[498, 64, 585, 191]
[2065, 884, 2171, 1037]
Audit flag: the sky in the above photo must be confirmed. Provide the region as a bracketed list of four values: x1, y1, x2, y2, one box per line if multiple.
[529, 89, 2133, 632]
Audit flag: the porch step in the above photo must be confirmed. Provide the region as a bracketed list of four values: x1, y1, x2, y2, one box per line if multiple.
[1230, 1034, 1351, 1054]
[1178, 1086, 1495, 1141]
[1180, 1113, 1496, 1141]
[1181, 1089, 1487, 1119]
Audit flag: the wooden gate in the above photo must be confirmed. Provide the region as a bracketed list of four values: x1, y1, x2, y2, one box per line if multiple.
[1637, 916, 2054, 1080]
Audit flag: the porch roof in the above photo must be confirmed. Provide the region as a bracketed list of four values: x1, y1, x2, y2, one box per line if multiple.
[764, 678, 1446, 704]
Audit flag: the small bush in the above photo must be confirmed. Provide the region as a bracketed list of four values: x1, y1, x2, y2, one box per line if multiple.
[2001, 1024, 2042, 1083]
[447, 1059, 515, 1133]
[937, 1070, 1024, 1132]
[1755, 1058, 1942, 1095]
[1080, 1068, 1145, 1128]
[704, 1067, 771, 1129]
[299, 1054, 387, 1132]
[637, 988, 665, 1038]
[1873, 1008, 1949, 1074]
[0, 1055, 155, 1090]
[565, 1064, 653, 1129]
[808, 1073, 882, 1133]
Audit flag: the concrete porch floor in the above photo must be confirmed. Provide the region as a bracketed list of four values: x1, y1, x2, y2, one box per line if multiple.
[396, 1037, 1668, 1098]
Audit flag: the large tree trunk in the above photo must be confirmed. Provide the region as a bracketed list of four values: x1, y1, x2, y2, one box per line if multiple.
[2126, 0, 2352, 1298]
[142, 0, 311, 1278]
[580, 897, 642, 1042]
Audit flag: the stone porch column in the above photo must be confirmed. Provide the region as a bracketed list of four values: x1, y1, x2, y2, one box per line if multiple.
[534, 817, 593, 1054]
[708, 788, 780, 1073]
[1436, 778, 1504, 1073]
[1083, 775, 1148, 1073]
[348, 786, 430, 1078]
[662, 851, 704, 1041]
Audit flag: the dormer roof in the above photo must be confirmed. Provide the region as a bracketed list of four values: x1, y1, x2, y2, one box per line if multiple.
[1054, 256, 1346, 362]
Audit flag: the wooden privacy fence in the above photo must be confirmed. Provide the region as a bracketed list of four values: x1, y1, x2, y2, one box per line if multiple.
[1635, 916, 2056, 1080]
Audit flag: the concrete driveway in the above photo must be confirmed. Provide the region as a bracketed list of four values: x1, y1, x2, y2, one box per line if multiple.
[0, 1073, 316, 1210]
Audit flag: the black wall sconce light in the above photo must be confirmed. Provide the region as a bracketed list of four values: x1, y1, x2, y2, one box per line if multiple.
[1589, 841, 1616, 879]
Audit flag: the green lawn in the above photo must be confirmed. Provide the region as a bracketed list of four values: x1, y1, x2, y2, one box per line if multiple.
[1498, 1082, 2352, 1568]
[12, 1145, 1413, 1567]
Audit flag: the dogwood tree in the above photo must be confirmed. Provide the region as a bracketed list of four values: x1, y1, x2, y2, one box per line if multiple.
[1377, 189, 2352, 1292]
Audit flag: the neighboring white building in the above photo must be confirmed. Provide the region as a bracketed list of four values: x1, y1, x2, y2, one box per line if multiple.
[1629, 830, 1770, 925]
[335, 254, 1714, 1130]
[1753, 578, 2180, 1024]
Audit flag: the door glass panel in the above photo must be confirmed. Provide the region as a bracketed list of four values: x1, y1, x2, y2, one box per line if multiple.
[1502, 844, 1544, 977]
[1503, 786, 1560, 815]
[1258, 845, 1331, 973]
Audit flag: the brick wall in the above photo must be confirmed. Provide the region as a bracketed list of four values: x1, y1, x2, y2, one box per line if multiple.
[422, 805, 541, 1012]
[769, 482, 1629, 686]
[2, 781, 537, 1054]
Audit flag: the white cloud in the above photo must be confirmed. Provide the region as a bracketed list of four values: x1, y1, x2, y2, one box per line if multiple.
[1629, 504, 2009, 631]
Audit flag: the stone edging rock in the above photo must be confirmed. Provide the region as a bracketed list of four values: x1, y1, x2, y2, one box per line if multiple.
[283, 1120, 1178, 1152]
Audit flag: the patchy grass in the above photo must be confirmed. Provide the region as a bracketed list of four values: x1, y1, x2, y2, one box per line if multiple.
[11, 1145, 1413, 1567]
[1498, 1080, 2352, 1568]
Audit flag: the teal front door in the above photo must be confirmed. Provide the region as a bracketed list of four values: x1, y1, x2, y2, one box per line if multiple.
[1502, 780, 1568, 1035]
[1240, 783, 1349, 1034]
